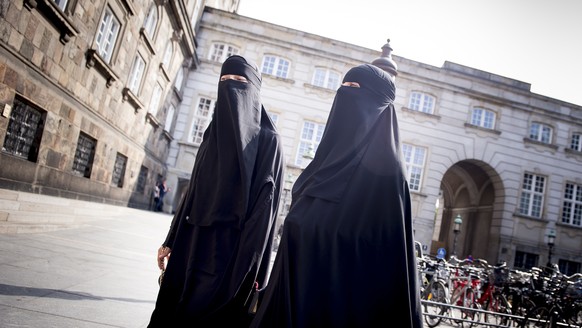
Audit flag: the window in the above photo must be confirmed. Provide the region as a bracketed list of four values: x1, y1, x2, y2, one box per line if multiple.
[54, 0, 68, 10]
[162, 42, 173, 68]
[514, 251, 538, 270]
[164, 104, 175, 132]
[295, 121, 325, 167]
[401, 144, 426, 192]
[137, 165, 148, 193]
[148, 83, 163, 114]
[128, 53, 145, 94]
[2, 97, 46, 162]
[518, 173, 545, 218]
[174, 69, 184, 92]
[312, 68, 340, 90]
[143, 5, 158, 39]
[558, 259, 581, 276]
[95, 6, 120, 63]
[562, 182, 582, 227]
[470, 107, 496, 129]
[72, 132, 96, 178]
[111, 152, 127, 187]
[529, 122, 552, 144]
[190, 97, 214, 144]
[261, 55, 290, 78]
[209, 43, 239, 62]
[268, 112, 278, 126]
[408, 92, 435, 114]
[570, 133, 582, 151]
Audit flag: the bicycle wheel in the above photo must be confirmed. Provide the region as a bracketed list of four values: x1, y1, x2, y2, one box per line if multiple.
[520, 306, 550, 328]
[423, 280, 449, 328]
[484, 293, 512, 327]
[461, 288, 481, 328]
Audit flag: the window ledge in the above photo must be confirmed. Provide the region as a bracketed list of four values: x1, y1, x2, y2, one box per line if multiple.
[160, 63, 170, 82]
[24, 0, 80, 44]
[523, 137, 559, 150]
[122, 87, 144, 112]
[162, 129, 172, 140]
[263, 74, 294, 84]
[564, 148, 582, 155]
[140, 28, 157, 55]
[464, 123, 502, 135]
[86, 49, 119, 88]
[402, 107, 442, 120]
[145, 112, 160, 128]
[513, 212, 545, 222]
[172, 86, 183, 101]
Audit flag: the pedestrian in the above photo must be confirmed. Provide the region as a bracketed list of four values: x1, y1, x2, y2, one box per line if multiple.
[147, 55, 285, 327]
[250, 63, 424, 327]
[155, 179, 169, 212]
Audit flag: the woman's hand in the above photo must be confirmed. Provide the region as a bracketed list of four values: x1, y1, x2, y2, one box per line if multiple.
[157, 245, 171, 270]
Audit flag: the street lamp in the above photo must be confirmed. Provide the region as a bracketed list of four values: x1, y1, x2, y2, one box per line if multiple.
[546, 229, 556, 267]
[452, 214, 462, 256]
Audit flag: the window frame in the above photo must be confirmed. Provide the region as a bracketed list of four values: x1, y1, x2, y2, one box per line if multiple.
[295, 120, 325, 167]
[128, 52, 146, 95]
[518, 172, 546, 218]
[561, 182, 582, 227]
[312, 67, 340, 90]
[143, 4, 158, 40]
[208, 43, 239, 62]
[569, 132, 582, 151]
[189, 96, 215, 144]
[95, 5, 121, 64]
[401, 143, 427, 192]
[261, 55, 290, 79]
[408, 91, 436, 114]
[529, 122, 553, 144]
[470, 107, 496, 129]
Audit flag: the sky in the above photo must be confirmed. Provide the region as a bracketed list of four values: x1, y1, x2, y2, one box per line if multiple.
[237, 0, 582, 106]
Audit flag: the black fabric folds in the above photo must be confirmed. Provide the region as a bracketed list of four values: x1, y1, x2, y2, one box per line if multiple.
[148, 55, 284, 327]
[250, 64, 424, 328]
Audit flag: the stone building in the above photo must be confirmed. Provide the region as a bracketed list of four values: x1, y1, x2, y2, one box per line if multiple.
[0, 1, 236, 210]
[165, 7, 581, 273]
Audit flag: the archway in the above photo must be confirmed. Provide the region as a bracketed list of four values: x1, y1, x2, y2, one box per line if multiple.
[431, 160, 505, 263]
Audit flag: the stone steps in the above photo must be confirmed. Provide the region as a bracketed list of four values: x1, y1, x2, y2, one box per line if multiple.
[0, 189, 144, 234]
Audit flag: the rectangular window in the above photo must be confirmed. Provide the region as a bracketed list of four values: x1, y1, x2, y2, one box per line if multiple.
[570, 133, 581, 151]
[562, 182, 582, 227]
[261, 55, 289, 78]
[514, 251, 538, 270]
[53, 0, 68, 10]
[95, 6, 120, 63]
[401, 143, 427, 192]
[111, 152, 127, 187]
[558, 259, 581, 276]
[209, 43, 239, 62]
[164, 105, 175, 132]
[2, 97, 46, 162]
[137, 165, 148, 193]
[72, 132, 97, 178]
[190, 97, 214, 144]
[143, 5, 158, 39]
[128, 54, 146, 94]
[148, 83, 163, 114]
[408, 92, 435, 114]
[529, 122, 552, 144]
[470, 107, 496, 129]
[312, 68, 340, 90]
[518, 173, 545, 218]
[295, 121, 325, 167]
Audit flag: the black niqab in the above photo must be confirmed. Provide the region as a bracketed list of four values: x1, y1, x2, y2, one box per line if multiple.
[250, 64, 423, 328]
[148, 55, 284, 327]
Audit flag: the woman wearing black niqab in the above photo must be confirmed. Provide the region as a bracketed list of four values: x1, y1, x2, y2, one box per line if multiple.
[148, 55, 285, 327]
[250, 63, 423, 328]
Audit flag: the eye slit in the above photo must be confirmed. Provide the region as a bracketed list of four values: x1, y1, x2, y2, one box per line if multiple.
[220, 74, 248, 83]
[341, 81, 360, 88]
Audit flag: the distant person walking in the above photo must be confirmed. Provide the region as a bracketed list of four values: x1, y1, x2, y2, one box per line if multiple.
[155, 179, 170, 212]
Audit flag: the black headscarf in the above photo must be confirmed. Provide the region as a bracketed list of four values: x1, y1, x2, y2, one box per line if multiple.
[250, 64, 423, 328]
[148, 55, 284, 327]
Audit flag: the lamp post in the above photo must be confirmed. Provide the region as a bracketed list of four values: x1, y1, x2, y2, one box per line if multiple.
[452, 214, 462, 256]
[546, 229, 556, 267]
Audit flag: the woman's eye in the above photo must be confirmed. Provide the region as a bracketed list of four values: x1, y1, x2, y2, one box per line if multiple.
[341, 82, 360, 88]
[220, 75, 248, 83]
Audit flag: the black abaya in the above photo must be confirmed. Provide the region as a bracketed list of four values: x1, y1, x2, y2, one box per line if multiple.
[148, 55, 284, 327]
[250, 64, 423, 328]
